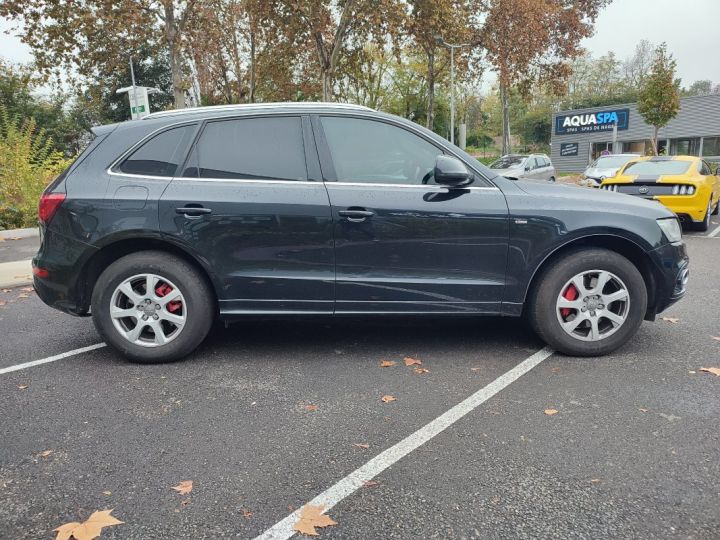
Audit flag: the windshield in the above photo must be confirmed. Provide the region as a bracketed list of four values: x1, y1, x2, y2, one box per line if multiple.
[623, 160, 692, 175]
[490, 156, 526, 169]
[591, 155, 636, 169]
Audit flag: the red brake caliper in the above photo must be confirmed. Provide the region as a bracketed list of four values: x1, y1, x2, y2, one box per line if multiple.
[560, 284, 578, 319]
[155, 283, 182, 313]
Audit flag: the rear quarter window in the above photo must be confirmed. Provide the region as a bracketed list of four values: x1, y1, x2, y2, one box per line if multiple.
[115, 124, 197, 177]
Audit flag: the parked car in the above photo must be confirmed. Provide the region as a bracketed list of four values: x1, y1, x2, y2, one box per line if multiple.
[489, 154, 556, 182]
[582, 153, 640, 187]
[600, 156, 720, 231]
[34, 103, 688, 363]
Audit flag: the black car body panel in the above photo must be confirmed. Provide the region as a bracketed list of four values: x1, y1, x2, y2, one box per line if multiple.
[33, 103, 688, 323]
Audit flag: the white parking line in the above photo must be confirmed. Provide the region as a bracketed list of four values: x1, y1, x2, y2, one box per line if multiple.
[0, 343, 106, 375]
[708, 224, 720, 238]
[253, 346, 554, 540]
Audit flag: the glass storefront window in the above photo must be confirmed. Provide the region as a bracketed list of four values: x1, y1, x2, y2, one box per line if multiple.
[669, 138, 700, 156]
[702, 137, 720, 156]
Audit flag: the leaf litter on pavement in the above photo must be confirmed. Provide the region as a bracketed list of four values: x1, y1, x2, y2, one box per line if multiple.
[293, 504, 337, 536]
[171, 480, 193, 495]
[699, 367, 720, 377]
[53, 509, 123, 540]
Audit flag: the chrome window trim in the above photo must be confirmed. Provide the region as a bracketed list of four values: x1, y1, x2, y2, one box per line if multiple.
[328, 181, 500, 191]
[106, 172, 500, 190]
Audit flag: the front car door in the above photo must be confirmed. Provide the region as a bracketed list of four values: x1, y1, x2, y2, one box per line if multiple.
[159, 114, 335, 315]
[313, 114, 509, 314]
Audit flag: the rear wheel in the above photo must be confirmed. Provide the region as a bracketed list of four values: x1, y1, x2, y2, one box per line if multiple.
[91, 251, 214, 363]
[549, 176, 556, 182]
[528, 249, 647, 356]
[691, 200, 711, 231]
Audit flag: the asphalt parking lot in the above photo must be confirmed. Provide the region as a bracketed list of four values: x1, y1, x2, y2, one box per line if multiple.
[1, 228, 719, 539]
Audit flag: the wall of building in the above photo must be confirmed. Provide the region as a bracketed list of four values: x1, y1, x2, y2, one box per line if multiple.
[550, 93, 720, 172]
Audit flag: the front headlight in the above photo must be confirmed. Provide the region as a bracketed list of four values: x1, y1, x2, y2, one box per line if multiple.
[657, 217, 682, 243]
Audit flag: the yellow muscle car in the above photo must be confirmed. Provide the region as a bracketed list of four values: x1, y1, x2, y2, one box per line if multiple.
[600, 156, 720, 231]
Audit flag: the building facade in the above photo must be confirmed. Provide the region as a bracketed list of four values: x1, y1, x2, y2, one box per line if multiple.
[550, 93, 720, 172]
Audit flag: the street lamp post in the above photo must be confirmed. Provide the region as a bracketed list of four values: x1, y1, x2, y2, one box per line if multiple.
[435, 36, 469, 146]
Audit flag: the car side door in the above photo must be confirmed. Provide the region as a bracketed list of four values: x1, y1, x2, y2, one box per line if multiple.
[313, 114, 509, 314]
[158, 115, 335, 315]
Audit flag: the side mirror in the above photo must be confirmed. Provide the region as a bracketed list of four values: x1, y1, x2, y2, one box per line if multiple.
[524, 165, 531, 171]
[434, 156, 473, 187]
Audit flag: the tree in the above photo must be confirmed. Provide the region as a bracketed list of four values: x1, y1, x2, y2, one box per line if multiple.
[480, 0, 609, 154]
[405, 0, 477, 130]
[637, 43, 681, 155]
[0, 0, 196, 109]
[683, 80, 718, 97]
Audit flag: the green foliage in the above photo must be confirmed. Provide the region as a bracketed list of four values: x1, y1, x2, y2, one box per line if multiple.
[0, 105, 71, 229]
[637, 43, 680, 153]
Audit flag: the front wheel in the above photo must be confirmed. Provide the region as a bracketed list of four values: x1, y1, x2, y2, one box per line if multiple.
[91, 251, 214, 363]
[528, 249, 647, 356]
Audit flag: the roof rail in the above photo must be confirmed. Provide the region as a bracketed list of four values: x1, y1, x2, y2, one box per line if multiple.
[144, 101, 374, 120]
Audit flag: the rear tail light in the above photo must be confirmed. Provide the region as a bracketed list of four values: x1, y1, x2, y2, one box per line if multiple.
[38, 193, 66, 224]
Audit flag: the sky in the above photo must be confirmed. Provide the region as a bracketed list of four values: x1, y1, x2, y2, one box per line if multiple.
[1, 0, 719, 89]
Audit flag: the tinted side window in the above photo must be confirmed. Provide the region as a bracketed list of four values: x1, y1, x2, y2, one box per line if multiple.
[533, 157, 543, 169]
[320, 117, 443, 184]
[188, 117, 307, 181]
[543, 157, 552, 167]
[118, 124, 196, 177]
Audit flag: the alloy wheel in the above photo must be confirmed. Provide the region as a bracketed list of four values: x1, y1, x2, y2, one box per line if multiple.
[109, 273, 186, 347]
[556, 269, 630, 342]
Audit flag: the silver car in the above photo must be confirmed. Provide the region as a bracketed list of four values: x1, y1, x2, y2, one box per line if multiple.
[582, 154, 640, 187]
[489, 154, 556, 182]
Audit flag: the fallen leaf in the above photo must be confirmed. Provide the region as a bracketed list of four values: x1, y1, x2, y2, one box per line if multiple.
[242, 508, 253, 519]
[413, 367, 429, 374]
[700, 367, 720, 377]
[172, 480, 193, 495]
[9, 236, 21, 241]
[38, 449, 53, 457]
[551, 367, 561, 373]
[17, 293, 29, 298]
[590, 479, 602, 485]
[304, 404, 319, 411]
[381, 395, 396, 403]
[544, 408, 559, 416]
[639, 408, 648, 413]
[362, 480, 380, 488]
[0, 301, 6, 307]
[53, 509, 123, 540]
[21, 287, 33, 292]
[1, 288, 10, 293]
[661, 317, 680, 323]
[470, 367, 482, 372]
[403, 357, 421, 366]
[353, 443, 369, 449]
[102, 491, 112, 496]
[293, 504, 337, 536]
[688, 370, 696, 374]
[712, 336, 720, 341]
[17, 384, 28, 390]
[379, 360, 395, 367]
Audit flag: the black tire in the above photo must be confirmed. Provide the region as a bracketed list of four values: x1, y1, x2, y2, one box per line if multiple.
[712, 198, 719, 215]
[528, 248, 647, 357]
[91, 251, 214, 363]
[549, 176, 556, 182]
[691, 200, 711, 232]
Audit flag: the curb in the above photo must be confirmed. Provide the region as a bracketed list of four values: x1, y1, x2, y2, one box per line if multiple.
[0, 260, 33, 289]
[0, 228, 40, 240]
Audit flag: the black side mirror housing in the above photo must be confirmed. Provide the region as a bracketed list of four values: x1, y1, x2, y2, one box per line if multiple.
[434, 156, 473, 187]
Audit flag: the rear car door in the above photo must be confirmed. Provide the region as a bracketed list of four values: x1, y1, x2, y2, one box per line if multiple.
[158, 115, 335, 315]
[314, 115, 509, 314]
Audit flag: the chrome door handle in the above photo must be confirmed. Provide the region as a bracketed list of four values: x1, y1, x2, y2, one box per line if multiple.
[338, 209, 374, 222]
[176, 206, 212, 216]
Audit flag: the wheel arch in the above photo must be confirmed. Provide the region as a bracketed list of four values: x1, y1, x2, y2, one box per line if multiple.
[75, 236, 220, 314]
[522, 234, 660, 319]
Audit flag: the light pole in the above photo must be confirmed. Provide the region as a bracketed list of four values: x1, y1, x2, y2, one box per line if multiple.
[435, 36, 469, 146]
